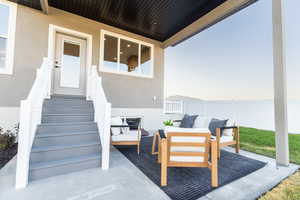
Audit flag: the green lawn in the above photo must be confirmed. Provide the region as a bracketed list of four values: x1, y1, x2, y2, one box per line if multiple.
[239, 127, 300, 165]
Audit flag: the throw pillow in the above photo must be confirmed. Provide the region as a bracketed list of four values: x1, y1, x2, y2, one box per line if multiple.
[179, 114, 198, 128]
[208, 118, 228, 136]
[121, 122, 130, 134]
[126, 118, 141, 130]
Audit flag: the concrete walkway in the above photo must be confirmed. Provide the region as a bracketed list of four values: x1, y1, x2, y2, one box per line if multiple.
[0, 147, 169, 200]
[0, 146, 298, 200]
[199, 147, 299, 200]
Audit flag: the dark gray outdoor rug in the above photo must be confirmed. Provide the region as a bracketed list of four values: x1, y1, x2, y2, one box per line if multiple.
[115, 136, 267, 200]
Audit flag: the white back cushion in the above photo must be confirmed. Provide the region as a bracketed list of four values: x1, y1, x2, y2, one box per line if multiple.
[193, 117, 212, 128]
[111, 116, 123, 125]
[223, 119, 236, 136]
[111, 117, 123, 136]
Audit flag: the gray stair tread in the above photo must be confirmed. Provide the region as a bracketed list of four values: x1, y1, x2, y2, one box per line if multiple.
[42, 113, 94, 116]
[36, 131, 99, 138]
[39, 121, 96, 126]
[45, 98, 91, 101]
[51, 94, 86, 99]
[32, 141, 101, 152]
[30, 154, 100, 170]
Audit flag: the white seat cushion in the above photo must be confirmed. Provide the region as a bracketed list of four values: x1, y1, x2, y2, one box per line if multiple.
[111, 130, 140, 142]
[211, 135, 234, 143]
[170, 156, 204, 163]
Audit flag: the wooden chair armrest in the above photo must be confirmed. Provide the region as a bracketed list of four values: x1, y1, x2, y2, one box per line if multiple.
[220, 126, 238, 130]
[174, 119, 182, 122]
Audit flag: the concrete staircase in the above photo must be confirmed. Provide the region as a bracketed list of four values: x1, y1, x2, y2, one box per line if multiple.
[29, 95, 101, 181]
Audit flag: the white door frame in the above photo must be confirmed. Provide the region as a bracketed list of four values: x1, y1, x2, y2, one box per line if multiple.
[53, 33, 87, 95]
[48, 24, 93, 97]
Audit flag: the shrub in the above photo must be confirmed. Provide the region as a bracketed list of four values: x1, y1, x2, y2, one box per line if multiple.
[163, 120, 174, 126]
[0, 124, 19, 151]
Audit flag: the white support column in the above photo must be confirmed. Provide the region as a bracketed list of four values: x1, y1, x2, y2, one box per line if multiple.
[272, 0, 289, 166]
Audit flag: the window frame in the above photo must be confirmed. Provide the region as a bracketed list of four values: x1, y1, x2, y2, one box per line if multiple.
[0, 0, 17, 75]
[99, 29, 154, 79]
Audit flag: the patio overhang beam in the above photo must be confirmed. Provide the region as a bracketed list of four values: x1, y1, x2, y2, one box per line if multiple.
[40, 0, 49, 14]
[162, 0, 257, 48]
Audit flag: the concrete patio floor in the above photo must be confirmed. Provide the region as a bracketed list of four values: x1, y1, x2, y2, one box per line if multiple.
[200, 147, 299, 200]
[0, 145, 299, 200]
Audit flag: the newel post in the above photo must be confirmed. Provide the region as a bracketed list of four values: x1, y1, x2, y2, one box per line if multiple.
[15, 100, 31, 189]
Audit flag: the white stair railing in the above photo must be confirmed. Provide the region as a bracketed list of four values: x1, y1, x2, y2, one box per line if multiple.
[15, 57, 52, 189]
[87, 65, 111, 170]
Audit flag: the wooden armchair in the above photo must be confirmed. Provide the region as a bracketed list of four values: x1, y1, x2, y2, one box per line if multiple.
[111, 123, 142, 154]
[215, 126, 240, 159]
[158, 130, 218, 187]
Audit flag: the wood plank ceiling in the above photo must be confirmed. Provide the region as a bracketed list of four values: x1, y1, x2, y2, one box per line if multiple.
[14, 0, 230, 41]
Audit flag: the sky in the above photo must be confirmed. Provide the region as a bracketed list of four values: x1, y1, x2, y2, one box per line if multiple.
[165, 0, 300, 101]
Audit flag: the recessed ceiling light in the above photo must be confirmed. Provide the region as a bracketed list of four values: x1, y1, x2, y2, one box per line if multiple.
[127, 44, 131, 47]
[113, 57, 117, 60]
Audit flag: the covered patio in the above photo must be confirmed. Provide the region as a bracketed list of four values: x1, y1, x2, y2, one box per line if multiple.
[2, 0, 298, 199]
[20, 0, 293, 168]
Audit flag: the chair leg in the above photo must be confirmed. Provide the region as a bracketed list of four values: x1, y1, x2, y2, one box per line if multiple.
[217, 143, 221, 159]
[137, 142, 140, 155]
[216, 128, 221, 160]
[211, 140, 218, 187]
[151, 133, 158, 155]
[235, 142, 240, 154]
[158, 136, 161, 163]
[235, 127, 240, 154]
[161, 138, 167, 186]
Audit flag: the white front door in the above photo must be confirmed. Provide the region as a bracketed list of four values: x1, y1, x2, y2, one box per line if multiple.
[53, 33, 87, 96]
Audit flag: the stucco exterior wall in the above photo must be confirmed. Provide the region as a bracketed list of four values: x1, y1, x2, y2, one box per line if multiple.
[0, 5, 165, 108]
